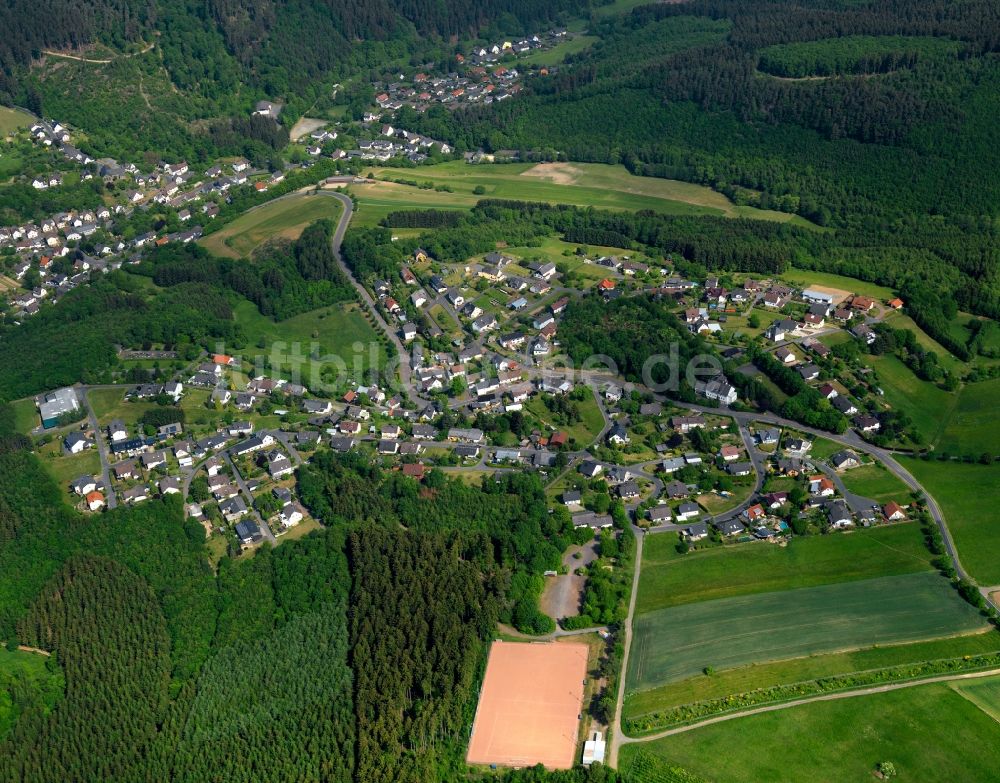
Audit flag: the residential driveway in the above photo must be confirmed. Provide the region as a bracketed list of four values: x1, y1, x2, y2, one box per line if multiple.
[223, 450, 276, 544]
[81, 387, 116, 509]
[815, 462, 879, 514]
[540, 539, 599, 622]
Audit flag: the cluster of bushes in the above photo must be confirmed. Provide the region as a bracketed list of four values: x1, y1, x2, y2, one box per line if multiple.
[563, 525, 634, 631]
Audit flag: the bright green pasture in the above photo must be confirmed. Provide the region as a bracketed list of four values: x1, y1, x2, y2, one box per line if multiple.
[199, 194, 342, 259]
[363, 161, 814, 226]
[622, 678, 1000, 783]
[839, 463, 911, 505]
[637, 522, 932, 614]
[898, 457, 1000, 585]
[233, 300, 385, 387]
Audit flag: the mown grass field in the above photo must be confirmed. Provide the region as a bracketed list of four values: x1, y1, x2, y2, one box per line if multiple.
[87, 388, 161, 428]
[519, 35, 599, 66]
[621, 678, 1000, 783]
[178, 389, 229, 431]
[627, 571, 987, 690]
[199, 194, 342, 259]
[898, 457, 1000, 585]
[804, 435, 843, 461]
[625, 629, 1000, 720]
[951, 673, 1000, 724]
[935, 378, 1000, 456]
[780, 267, 895, 300]
[358, 161, 814, 228]
[637, 523, 932, 614]
[232, 300, 385, 387]
[839, 463, 911, 505]
[274, 514, 323, 542]
[695, 481, 756, 517]
[718, 306, 783, 339]
[869, 353, 956, 444]
[0, 106, 33, 135]
[87, 387, 125, 420]
[347, 181, 471, 227]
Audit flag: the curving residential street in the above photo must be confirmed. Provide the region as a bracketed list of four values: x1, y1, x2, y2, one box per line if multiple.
[317, 187, 427, 404]
[261, 184, 984, 770]
[222, 451, 277, 545]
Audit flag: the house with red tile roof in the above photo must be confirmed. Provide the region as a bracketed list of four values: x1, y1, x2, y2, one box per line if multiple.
[883, 501, 907, 521]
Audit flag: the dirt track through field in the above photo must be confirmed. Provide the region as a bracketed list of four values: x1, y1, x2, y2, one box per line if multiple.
[621, 666, 1000, 743]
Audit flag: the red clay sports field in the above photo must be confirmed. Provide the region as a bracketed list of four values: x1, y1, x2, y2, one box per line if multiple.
[466, 640, 589, 769]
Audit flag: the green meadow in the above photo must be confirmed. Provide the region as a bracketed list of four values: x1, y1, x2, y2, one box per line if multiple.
[523, 387, 605, 448]
[899, 457, 1000, 585]
[0, 648, 63, 741]
[232, 300, 386, 387]
[200, 194, 342, 259]
[0, 106, 33, 135]
[951, 674, 1000, 723]
[358, 161, 814, 227]
[839, 463, 912, 505]
[636, 523, 932, 614]
[10, 398, 39, 434]
[869, 353, 956, 443]
[622, 678, 1000, 783]
[935, 378, 1000, 456]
